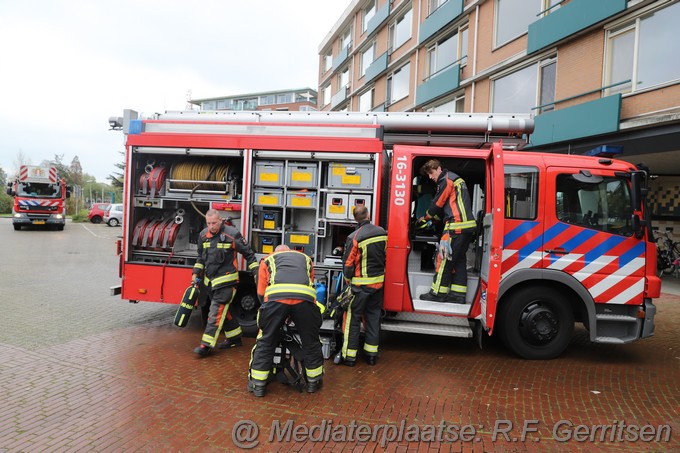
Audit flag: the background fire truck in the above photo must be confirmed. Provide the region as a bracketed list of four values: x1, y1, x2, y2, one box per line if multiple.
[7, 165, 69, 231]
[113, 110, 660, 359]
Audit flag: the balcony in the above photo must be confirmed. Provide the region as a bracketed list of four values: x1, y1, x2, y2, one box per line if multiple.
[419, 0, 464, 44]
[332, 43, 351, 72]
[530, 94, 621, 147]
[527, 0, 626, 54]
[364, 51, 389, 84]
[415, 63, 460, 108]
[331, 85, 350, 109]
[366, 2, 390, 37]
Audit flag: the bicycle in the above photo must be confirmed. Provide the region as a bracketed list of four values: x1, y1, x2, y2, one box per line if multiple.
[656, 229, 680, 278]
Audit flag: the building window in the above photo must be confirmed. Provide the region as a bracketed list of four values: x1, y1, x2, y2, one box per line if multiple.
[387, 62, 410, 104]
[260, 95, 274, 106]
[427, 25, 468, 79]
[338, 67, 350, 92]
[217, 100, 228, 110]
[495, 0, 540, 47]
[426, 92, 465, 112]
[363, 0, 376, 32]
[322, 85, 331, 106]
[606, 1, 680, 95]
[389, 6, 413, 51]
[340, 27, 352, 53]
[361, 42, 375, 77]
[323, 50, 333, 73]
[538, 58, 556, 113]
[505, 166, 539, 220]
[492, 57, 556, 114]
[429, 0, 448, 15]
[202, 101, 216, 110]
[359, 89, 374, 112]
[276, 93, 292, 104]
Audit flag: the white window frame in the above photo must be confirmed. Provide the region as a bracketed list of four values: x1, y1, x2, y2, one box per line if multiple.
[604, 1, 680, 96]
[363, 0, 376, 32]
[361, 42, 376, 77]
[426, 24, 468, 79]
[490, 56, 556, 114]
[323, 49, 333, 73]
[359, 88, 375, 112]
[389, 6, 413, 52]
[494, 0, 558, 48]
[387, 62, 411, 105]
[429, 0, 448, 16]
[322, 84, 331, 107]
[425, 91, 465, 113]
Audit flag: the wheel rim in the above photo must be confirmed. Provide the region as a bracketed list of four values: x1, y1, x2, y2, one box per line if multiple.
[518, 302, 560, 346]
[231, 294, 258, 328]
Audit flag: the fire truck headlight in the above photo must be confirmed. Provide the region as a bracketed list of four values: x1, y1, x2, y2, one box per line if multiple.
[54, 214, 64, 219]
[13, 213, 25, 218]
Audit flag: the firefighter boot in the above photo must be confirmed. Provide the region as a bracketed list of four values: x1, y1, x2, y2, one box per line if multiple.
[306, 378, 323, 394]
[365, 355, 377, 366]
[247, 379, 267, 397]
[446, 293, 466, 304]
[420, 291, 447, 302]
[333, 351, 355, 367]
[217, 336, 243, 349]
[193, 344, 212, 358]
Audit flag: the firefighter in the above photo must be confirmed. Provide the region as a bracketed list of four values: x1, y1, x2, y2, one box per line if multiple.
[416, 159, 476, 303]
[248, 245, 324, 397]
[192, 209, 258, 357]
[337, 205, 387, 366]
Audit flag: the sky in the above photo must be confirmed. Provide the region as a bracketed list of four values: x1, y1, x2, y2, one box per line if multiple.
[0, 0, 351, 183]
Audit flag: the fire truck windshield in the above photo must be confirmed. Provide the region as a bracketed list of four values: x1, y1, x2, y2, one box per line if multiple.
[17, 182, 60, 198]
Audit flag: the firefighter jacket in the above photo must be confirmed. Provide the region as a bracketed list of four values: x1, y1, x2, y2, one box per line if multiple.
[342, 220, 387, 290]
[192, 223, 258, 288]
[424, 169, 476, 232]
[257, 250, 316, 304]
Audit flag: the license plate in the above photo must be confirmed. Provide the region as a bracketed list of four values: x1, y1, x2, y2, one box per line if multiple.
[33, 220, 46, 225]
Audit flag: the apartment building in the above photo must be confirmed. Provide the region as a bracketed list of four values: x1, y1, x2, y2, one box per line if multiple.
[190, 88, 318, 112]
[318, 0, 680, 234]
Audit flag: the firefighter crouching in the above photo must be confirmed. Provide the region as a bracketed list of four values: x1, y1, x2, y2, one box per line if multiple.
[192, 209, 259, 357]
[337, 205, 387, 366]
[248, 245, 324, 397]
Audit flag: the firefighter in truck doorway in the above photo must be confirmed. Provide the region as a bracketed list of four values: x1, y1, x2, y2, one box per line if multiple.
[337, 205, 387, 366]
[192, 209, 259, 357]
[248, 245, 324, 397]
[416, 159, 476, 303]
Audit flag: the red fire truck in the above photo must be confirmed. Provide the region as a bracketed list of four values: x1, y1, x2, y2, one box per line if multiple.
[114, 110, 659, 359]
[7, 165, 69, 231]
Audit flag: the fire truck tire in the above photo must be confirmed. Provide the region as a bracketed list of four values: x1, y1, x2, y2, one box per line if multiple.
[108, 218, 120, 227]
[57, 225, 64, 231]
[498, 286, 574, 360]
[13, 224, 21, 231]
[231, 292, 259, 336]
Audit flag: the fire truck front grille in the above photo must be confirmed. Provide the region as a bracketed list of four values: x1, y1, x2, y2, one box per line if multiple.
[26, 214, 51, 220]
[20, 205, 58, 212]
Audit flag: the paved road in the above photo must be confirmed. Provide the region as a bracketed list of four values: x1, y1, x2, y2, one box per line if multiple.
[1, 217, 678, 452]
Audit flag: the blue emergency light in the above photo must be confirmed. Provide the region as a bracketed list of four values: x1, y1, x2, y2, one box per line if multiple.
[584, 145, 623, 158]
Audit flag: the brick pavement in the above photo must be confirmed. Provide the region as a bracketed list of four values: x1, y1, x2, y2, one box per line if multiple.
[0, 219, 678, 452]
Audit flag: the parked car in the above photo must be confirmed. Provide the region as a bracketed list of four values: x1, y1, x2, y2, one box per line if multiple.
[103, 203, 123, 227]
[87, 203, 110, 224]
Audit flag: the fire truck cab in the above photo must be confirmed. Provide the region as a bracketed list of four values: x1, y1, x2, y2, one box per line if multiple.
[115, 110, 659, 359]
[7, 165, 69, 231]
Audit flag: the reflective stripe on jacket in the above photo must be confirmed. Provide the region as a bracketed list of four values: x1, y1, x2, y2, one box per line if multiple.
[258, 250, 315, 304]
[192, 223, 258, 288]
[425, 169, 475, 231]
[342, 220, 387, 290]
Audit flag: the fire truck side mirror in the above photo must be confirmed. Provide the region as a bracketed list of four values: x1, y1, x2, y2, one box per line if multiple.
[6, 183, 13, 196]
[66, 186, 72, 199]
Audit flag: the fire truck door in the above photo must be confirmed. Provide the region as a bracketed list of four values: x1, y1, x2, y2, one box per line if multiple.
[479, 143, 505, 331]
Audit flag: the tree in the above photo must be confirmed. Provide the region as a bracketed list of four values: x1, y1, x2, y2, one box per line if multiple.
[13, 149, 31, 174]
[0, 166, 12, 214]
[108, 150, 125, 189]
[70, 156, 83, 186]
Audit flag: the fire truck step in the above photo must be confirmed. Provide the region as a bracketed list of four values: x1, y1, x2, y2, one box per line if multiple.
[380, 320, 473, 338]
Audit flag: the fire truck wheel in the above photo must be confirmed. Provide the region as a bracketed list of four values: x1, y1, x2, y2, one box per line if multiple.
[13, 224, 21, 231]
[231, 292, 259, 336]
[498, 286, 574, 360]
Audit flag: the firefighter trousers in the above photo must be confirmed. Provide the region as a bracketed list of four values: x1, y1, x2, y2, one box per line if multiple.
[431, 231, 473, 296]
[200, 285, 241, 348]
[342, 287, 383, 361]
[249, 300, 324, 384]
